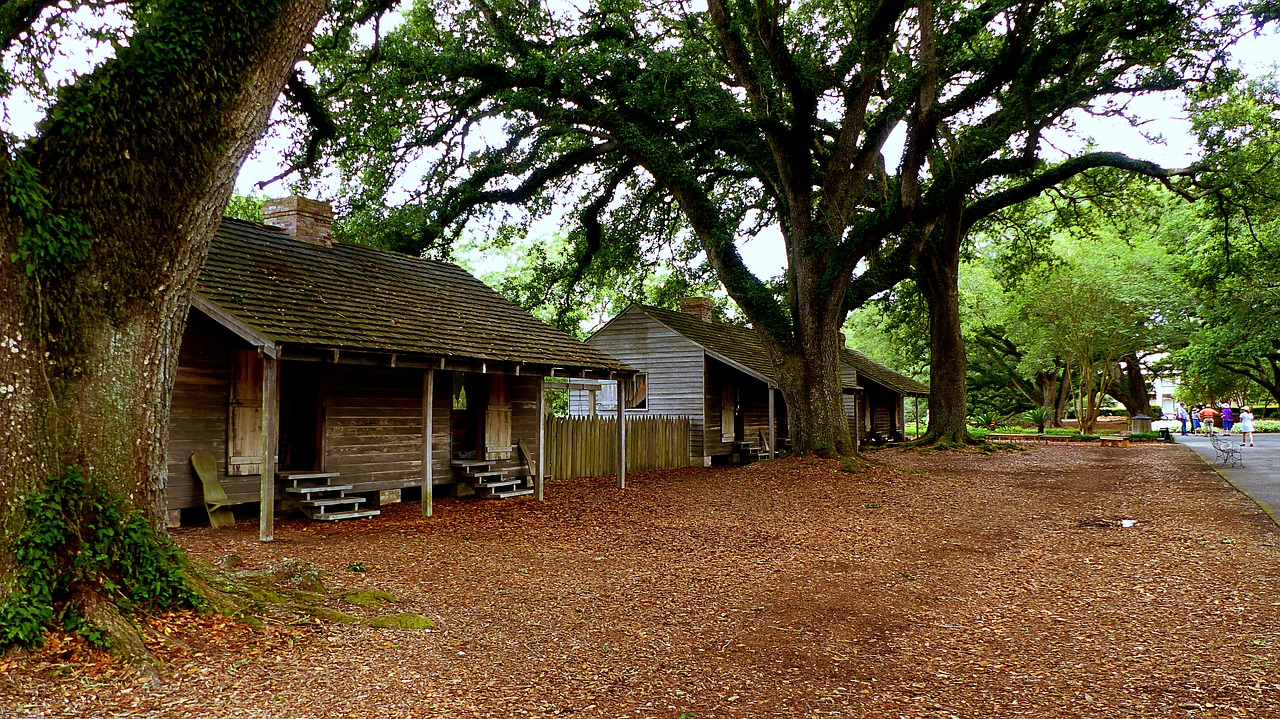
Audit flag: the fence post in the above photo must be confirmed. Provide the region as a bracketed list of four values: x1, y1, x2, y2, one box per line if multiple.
[537, 377, 546, 501]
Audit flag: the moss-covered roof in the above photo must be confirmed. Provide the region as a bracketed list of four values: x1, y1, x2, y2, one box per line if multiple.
[632, 304, 928, 396]
[194, 219, 627, 372]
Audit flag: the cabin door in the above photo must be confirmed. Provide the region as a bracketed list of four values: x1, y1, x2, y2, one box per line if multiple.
[720, 382, 739, 443]
[278, 362, 323, 471]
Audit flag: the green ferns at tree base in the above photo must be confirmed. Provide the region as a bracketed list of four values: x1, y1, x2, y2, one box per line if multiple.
[0, 467, 198, 648]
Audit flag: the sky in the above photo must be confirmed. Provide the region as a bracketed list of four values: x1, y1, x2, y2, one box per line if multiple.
[2, 9, 1276, 283]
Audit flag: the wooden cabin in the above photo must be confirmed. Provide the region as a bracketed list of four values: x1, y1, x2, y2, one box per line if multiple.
[167, 197, 631, 536]
[570, 300, 927, 461]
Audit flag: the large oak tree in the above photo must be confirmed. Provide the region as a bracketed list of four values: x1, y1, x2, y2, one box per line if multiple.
[300, 0, 1235, 453]
[0, 0, 327, 658]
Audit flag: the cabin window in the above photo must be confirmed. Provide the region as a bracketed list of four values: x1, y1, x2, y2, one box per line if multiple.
[625, 374, 648, 411]
[597, 381, 618, 412]
[228, 349, 264, 476]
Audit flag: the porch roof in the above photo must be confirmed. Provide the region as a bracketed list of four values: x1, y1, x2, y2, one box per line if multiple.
[193, 218, 630, 375]
[626, 304, 927, 396]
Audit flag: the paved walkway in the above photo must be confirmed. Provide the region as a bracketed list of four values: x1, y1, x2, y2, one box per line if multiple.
[1175, 431, 1280, 523]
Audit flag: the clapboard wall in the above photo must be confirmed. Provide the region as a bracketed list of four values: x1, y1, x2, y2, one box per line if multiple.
[165, 311, 250, 510]
[324, 366, 425, 491]
[579, 306, 707, 464]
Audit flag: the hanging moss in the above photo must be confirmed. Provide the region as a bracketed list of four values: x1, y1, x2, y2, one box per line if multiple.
[0, 466, 198, 649]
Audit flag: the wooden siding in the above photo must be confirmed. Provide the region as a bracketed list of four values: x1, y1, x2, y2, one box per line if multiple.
[547, 415, 690, 479]
[166, 312, 252, 510]
[579, 306, 708, 464]
[324, 366, 424, 490]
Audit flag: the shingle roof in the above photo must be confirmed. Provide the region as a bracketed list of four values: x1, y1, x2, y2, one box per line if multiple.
[839, 348, 930, 397]
[195, 218, 627, 372]
[634, 305, 778, 381]
[631, 304, 928, 396]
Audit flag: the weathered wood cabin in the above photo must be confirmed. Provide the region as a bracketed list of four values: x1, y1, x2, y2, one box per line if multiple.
[569, 300, 927, 463]
[167, 197, 631, 536]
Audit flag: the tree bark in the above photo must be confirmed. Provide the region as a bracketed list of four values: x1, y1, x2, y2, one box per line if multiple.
[914, 207, 974, 445]
[1107, 354, 1151, 417]
[0, 0, 327, 654]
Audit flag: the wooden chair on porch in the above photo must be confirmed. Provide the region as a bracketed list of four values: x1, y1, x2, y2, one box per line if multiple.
[190, 451, 247, 528]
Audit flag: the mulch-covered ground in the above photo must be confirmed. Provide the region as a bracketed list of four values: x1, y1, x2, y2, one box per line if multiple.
[4, 443, 1279, 718]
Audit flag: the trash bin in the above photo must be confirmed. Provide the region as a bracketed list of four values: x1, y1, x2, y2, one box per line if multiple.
[1159, 427, 1172, 442]
[1130, 414, 1153, 434]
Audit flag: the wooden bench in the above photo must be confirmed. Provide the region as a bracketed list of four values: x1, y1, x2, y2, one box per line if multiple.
[1099, 435, 1130, 448]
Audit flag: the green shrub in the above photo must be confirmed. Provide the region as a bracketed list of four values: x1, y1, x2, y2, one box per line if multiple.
[1129, 431, 1162, 442]
[1252, 419, 1280, 433]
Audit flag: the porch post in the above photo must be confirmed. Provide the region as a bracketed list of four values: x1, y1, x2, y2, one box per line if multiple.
[422, 368, 434, 517]
[854, 392, 862, 450]
[616, 376, 627, 489]
[767, 386, 776, 459]
[536, 377, 546, 501]
[259, 355, 279, 542]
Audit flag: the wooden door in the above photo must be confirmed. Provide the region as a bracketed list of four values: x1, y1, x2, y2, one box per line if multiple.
[228, 349, 264, 475]
[484, 374, 513, 460]
[720, 382, 736, 443]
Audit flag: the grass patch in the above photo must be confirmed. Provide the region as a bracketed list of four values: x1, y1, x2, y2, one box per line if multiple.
[340, 589, 399, 608]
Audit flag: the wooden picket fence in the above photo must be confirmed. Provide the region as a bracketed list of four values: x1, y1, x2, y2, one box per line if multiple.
[545, 415, 691, 479]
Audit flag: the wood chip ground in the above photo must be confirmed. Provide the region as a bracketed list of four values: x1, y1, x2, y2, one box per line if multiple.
[4, 443, 1279, 718]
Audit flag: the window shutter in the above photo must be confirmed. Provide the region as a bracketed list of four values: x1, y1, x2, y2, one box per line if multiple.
[228, 349, 264, 475]
[721, 382, 735, 443]
[485, 375, 513, 460]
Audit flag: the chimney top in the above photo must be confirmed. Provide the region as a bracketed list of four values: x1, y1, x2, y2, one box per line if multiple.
[679, 297, 715, 323]
[263, 195, 334, 247]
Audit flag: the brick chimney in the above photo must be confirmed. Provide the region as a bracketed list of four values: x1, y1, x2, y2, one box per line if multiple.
[263, 195, 334, 247]
[680, 297, 714, 323]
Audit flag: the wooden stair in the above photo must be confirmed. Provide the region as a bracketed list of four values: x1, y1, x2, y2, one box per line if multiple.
[732, 440, 771, 465]
[281, 471, 380, 521]
[450, 460, 535, 500]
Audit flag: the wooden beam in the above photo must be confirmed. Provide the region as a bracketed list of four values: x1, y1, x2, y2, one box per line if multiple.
[422, 369, 434, 517]
[190, 295, 278, 358]
[536, 377, 546, 502]
[617, 377, 627, 489]
[768, 387, 776, 459]
[259, 355, 280, 542]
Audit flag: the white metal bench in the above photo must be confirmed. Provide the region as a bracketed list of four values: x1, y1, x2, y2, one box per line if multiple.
[1210, 434, 1244, 467]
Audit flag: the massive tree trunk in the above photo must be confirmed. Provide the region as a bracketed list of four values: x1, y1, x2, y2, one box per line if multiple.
[1107, 354, 1151, 417]
[758, 317, 852, 458]
[915, 207, 974, 445]
[0, 0, 327, 654]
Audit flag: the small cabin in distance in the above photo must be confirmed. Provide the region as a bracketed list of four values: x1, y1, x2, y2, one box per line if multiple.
[569, 300, 927, 463]
[167, 197, 632, 537]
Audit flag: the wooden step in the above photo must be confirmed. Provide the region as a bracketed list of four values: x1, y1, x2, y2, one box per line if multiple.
[285, 484, 355, 495]
[308, 509, 381, 521]
[451, 460, 494, 473]
[485, 488, 535, 500]
[477, 479, 523, 491]
[301, 496, 367, 508]
[468, 471, 508, 482]
[279, 471, 342, 482]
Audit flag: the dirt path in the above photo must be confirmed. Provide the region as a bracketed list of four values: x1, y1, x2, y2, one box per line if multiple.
[4, 444, 1279, 718]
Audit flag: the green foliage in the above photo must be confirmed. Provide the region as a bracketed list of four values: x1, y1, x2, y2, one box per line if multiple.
[225, 193, 266, 223]
[0, 467, 198, 649]
[346, 562, 366, 573]
[4, 152, 92, 277]
[1252, 420, 1280, 433]
[971, 411, 1004, 430]
[1128, 431, 1163, 441]
[1023, 407, 1053, 431]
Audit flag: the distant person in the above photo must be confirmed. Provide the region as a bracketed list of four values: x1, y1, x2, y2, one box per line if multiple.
[1176, 403, 1189, 436]
[1190, 406, 1201, 434]
[1199, 405, 1219, 435]
[1239, 407, 1255, 447]
[1221, 404, 1234, 433]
